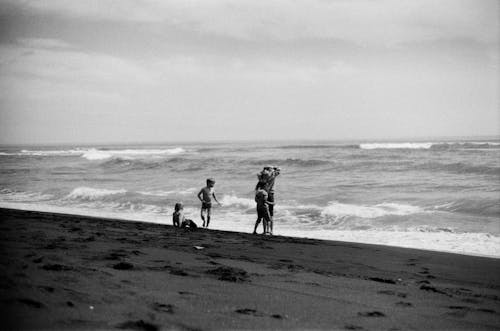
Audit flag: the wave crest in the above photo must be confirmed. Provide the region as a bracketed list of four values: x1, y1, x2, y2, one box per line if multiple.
[320, 202, 424, 219]
[82, 148, 185, 160]
[249, 158, 330, 167]
[0, 147, 186, 160]
[360, 143, 433, 150]
[360, 142, 500, 150]
[220, 194, 255, 209]
[0, 188, 54, 202]
[67, 187, 127, 201]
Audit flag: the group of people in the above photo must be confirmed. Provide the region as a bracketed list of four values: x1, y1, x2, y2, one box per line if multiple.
[253, 165, 280, 235]
[172, 166, 280, 235]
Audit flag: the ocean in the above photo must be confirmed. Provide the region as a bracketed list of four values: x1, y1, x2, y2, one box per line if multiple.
[1, 139, 499, 257]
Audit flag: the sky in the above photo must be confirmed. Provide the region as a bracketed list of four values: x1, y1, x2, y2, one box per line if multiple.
[0, 0, 498, 144]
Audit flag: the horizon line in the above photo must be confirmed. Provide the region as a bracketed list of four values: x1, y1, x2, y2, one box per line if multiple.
[1, 134, 499, 147]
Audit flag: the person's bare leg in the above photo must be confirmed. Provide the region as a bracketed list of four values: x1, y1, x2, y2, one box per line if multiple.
[253, 218, 261, 234]
[206, 209, 211, 228]
[201, 209, 206, 227]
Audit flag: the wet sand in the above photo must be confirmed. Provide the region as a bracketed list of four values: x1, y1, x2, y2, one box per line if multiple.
[1, 207, 499, 330]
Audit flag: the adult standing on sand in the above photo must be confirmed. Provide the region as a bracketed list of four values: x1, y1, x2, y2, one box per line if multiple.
[256, 166, 280, 233]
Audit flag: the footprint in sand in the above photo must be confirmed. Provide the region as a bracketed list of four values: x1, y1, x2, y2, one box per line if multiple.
[151, 302, 174, 314]
[41, 264, 73, 271]
[32, 257, 44, 263]
[116, 320, 158, 331]
[235, 308, 263, 317]
[378, 290, 408, 298]
[358, 311, 386, 317]
[368, 277, 396, 284]
[112, 262, 134, 270]
[206, 266, 249, 282]
[476, 308, 496, 314]
[279, 259, 293, 263]
[17, 298, 45, 308]
[446, 306, 469, 317]
[419, 284, 448, 296]
[38, 285, 55, 293]
[166, 266, 189, 276]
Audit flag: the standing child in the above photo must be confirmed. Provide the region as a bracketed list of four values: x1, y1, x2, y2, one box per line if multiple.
[253, 182, 273, 235]
[197, 178, 221, 228]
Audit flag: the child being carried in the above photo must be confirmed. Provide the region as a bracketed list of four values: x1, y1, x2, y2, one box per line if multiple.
[253, 182, 273, 235]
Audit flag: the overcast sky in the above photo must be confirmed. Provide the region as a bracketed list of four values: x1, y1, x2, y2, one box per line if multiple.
[0, 0, 498, 144]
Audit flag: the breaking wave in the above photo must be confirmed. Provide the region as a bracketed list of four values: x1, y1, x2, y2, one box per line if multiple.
[0, 188, 54, 202]
[220, 194, 255, 209]
[0, 147, 186, 160]
[81, 148, 185, 160]
[137, 188, 197, 197]
[360, 143, 434, 150]
[359, 142, 500, 150]
[66, 187, 128, 201]
[248, 158, 330, 167]
[320, 202, 424, 220]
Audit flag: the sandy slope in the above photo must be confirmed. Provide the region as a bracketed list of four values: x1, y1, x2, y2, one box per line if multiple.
[0, 207, 499, 330]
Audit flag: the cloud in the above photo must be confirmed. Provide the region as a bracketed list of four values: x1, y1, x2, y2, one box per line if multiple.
[16, 37, 76, 50]
[0, 38, 153, 88]
[4, 0, 498, 46]
[0, 1, 497, 143]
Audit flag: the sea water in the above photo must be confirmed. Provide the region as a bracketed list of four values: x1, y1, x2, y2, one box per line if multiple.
[1, 139, 499, 257]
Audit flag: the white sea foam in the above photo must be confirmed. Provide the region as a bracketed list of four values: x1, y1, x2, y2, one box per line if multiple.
[81, 148, 185, 160]
[1, 200, 498, 257]
[276, 228, 500, 258]
[220, 194, 255, 209]
[81, 149, 112, 160]
[0, 147, 186, 159]
[359, 141, 500, 150]
[66, 187, 127, 200]
[320, 202, 424, 219]
[138, 188, 197, 197]
[219, 194, 425, 219]
[8, 149, 85, 156]
[360, 143, 434, 150]
[0, 189, 54, 202]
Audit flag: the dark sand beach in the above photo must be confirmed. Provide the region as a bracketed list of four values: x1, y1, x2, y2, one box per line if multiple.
[1, 207, 499, 330]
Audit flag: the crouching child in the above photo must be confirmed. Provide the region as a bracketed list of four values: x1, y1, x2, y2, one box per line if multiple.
[173, 202, 198, 228]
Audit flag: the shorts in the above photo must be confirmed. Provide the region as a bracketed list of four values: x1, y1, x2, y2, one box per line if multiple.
[257, 206, 271, 221]
[201, 202, 212, 210]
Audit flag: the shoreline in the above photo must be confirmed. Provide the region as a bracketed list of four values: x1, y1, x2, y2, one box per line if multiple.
[1, 207, 499, 330]
[1, 203, 498, 259]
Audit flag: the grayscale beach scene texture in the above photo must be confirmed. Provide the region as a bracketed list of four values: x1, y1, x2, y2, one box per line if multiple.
[0, 1, 499, 330]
